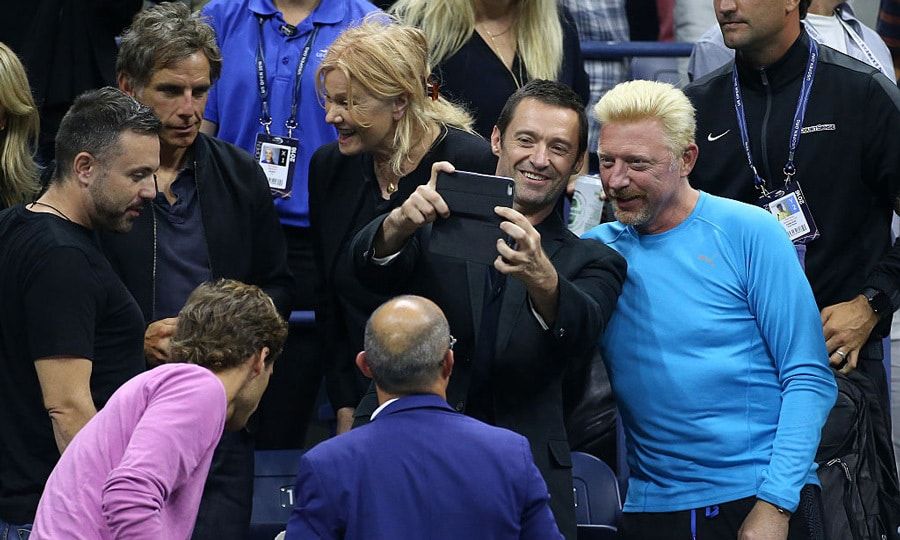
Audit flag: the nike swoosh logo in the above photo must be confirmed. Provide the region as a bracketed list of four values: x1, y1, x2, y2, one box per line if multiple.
[707, 130, 730, 141]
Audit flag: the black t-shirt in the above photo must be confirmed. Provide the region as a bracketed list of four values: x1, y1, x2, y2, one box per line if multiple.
[0, 205, 145, 523]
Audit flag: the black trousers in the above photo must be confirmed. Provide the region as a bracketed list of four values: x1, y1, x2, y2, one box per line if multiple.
[191, 430, 254, 540]
[621, 485, 824, 540]
[253, 225, 323, 449]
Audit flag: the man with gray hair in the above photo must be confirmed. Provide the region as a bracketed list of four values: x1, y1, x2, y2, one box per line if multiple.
[285, 295, 563, 539]
[99, 3, 293, 537]
[0, 87, 160, 536]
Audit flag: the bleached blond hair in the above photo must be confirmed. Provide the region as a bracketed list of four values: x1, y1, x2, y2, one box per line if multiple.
[594, 80, 696, 156]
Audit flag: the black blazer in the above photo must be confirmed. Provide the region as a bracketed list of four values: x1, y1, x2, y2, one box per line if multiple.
[308, 127, 497, 409]
[99, 133, 294, 320]
[351, 208, 626, 539]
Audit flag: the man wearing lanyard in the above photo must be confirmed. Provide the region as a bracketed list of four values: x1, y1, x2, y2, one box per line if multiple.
[685, 0, 900, 528]
[104, 4, 294, 539]
[688, 0, 897, 83]
[201, 0, 377, 448]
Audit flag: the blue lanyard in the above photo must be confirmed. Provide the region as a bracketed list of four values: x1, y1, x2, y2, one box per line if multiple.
[732, 38, 819, 195]
[256, 17, 319, 138]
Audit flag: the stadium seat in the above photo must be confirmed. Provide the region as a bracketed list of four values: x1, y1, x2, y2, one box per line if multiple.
[250, 449, 304, 540]
[630, 56, 681, 85]
[572, 451, 622, 540]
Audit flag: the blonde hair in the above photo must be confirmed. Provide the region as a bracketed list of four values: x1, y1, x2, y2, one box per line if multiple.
[0, 42, 39, 207]
[316, 18, 475, 175]
[594, 80, 696, 155]
[390, 0, 564, 82]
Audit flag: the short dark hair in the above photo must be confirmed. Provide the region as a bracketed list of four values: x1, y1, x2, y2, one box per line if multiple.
[363, 296, 450, 394]
[495, 79, 588, 157]
[170, 279, 288, 372]
[799, 0, 811, 19]
[117, 1, 222, 89]
[52, 87, 160, 184]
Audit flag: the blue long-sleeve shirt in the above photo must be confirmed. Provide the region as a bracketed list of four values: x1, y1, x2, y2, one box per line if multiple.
[583, 192, 836, 512]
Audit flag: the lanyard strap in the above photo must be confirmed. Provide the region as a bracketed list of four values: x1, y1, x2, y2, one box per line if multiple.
[833, 11, 886, 75]
[732, 38, 819, 194]
[256, 16, 319, 138]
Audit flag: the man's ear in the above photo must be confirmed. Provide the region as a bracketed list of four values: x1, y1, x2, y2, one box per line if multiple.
[355, 351, 373, 379]
[72, 152, 96, 187]
[251, 347, 269, 377]
[442, 350, 454, 379]
[680, 143, 699, 178]
[118, 73, 137, 96]
[392, 94, 410, 121]
[490, 126, 502, 158]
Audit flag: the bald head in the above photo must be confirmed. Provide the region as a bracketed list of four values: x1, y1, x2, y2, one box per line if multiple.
[362, 296, 452, 395]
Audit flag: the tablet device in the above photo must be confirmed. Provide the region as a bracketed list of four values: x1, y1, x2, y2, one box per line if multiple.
[430, 170, 515, 265]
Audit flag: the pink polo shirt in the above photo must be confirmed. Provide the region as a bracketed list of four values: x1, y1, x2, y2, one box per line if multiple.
[31, 363, 227, 539]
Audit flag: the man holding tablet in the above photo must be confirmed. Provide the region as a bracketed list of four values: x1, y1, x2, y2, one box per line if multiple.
[350, 79, 626, 539]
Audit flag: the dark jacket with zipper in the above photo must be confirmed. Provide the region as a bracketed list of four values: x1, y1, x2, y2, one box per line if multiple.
[99, 132, 294, 321]
[685, 30, 900, 352]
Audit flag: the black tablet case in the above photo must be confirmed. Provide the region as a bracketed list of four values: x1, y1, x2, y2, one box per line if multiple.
[430, 171, 515, 265]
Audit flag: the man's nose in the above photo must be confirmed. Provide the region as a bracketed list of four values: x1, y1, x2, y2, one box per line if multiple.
[530, 145, 549, 168]
[604, 161, 630, 189]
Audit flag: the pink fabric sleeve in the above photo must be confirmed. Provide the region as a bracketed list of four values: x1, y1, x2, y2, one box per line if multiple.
[100, 367, 226, 538]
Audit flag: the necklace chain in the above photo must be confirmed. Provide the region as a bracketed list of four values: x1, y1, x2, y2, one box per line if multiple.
[30, 201, 74, 223]
[479, 22, 521, 88]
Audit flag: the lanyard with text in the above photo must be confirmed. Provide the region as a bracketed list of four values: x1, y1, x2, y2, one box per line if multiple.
[834, 13, 887, 76]
[732, 38, 821, 256]
[253, 17, 319, 197]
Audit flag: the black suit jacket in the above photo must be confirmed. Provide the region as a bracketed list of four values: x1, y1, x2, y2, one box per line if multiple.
[351, 208, 626, 539]
[309, 128, 496, 409]
[99, 133, 294, 320]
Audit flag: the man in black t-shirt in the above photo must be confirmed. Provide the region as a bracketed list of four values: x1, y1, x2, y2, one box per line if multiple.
[0, 87, 160, 533]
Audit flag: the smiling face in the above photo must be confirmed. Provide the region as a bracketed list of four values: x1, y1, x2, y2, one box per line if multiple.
[491, 98, 582, 222]
[598, 118, 696, 234]
[88, 130, 160, 233]
[322, 69, 399, 158]
[121, 51, 211, 151]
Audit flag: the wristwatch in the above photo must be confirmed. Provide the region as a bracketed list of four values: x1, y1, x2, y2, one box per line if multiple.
[862, 287, 892, 321]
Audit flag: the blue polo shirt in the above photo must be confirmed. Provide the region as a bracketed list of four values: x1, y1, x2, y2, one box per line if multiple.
[203, 0, 378, 228]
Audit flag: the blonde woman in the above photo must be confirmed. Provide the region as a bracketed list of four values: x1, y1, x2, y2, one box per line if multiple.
[0, 42, 39, 210]
[309, 19, 496, 433]
[391, 0, 589, 139]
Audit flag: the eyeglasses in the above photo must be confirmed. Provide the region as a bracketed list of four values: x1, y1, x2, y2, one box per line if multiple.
[448, 334, 457, 351]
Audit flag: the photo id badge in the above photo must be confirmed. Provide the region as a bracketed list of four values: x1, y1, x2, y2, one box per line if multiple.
[254, 133, 298, 198]
[758, 180, 820, 245]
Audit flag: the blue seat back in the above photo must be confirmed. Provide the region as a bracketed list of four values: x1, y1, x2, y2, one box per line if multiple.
[251, 450, 304, 526]
[571, 451, 622, 527]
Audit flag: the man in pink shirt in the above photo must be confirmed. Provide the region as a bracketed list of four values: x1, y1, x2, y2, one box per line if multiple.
[30, 279, 288, 539]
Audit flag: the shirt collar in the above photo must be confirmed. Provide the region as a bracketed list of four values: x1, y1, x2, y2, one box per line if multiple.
[369, 398, 399, 420]
[248, 0, 345, 26]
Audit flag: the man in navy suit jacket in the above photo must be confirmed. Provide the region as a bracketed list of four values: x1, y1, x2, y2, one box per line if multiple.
[285, 295, 562, 539]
